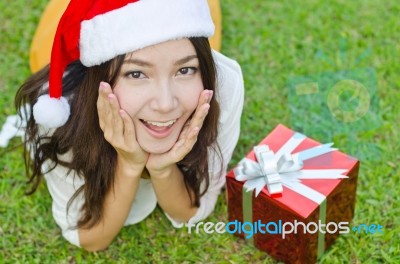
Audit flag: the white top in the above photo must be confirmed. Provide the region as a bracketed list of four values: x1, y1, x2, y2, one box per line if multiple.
[2, 50, 244, 247]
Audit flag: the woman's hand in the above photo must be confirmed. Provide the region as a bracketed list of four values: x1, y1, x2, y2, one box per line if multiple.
[146, 89, 213, 177]
[97, 82, 148, 174]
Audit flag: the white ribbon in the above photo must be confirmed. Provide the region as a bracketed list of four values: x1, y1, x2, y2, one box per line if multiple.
[0, 115, 25, 147]
[234, 132, 348, 204]
[0, 104, 29, 148]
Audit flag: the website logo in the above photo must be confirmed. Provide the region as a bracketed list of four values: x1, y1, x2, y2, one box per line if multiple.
[187, 220, 383, 239]
[287, 39, 382, 162]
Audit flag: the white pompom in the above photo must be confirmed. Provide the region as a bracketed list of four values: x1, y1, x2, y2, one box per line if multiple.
[33, 95, 70, 128]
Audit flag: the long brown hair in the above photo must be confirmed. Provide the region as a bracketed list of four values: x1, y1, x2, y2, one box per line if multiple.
[15, 37, 222, 229]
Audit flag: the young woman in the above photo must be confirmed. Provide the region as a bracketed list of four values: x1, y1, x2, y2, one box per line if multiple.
[14, 0, 244, 251]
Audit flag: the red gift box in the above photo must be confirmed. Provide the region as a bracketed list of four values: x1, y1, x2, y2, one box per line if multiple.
[226, 124, 359, 264]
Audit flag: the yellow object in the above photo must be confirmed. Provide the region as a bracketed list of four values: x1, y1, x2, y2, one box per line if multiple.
[207, 0, 222, 52]
[29, 0, 222, 73]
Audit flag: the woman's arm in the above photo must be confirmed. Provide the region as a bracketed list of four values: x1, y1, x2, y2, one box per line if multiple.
[78, 82, 149, 251]
[78, 158, 142, 251]
[149, 164, 198, 222]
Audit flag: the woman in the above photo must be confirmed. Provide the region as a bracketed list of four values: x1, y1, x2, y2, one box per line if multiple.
[14, 0, 244, 251]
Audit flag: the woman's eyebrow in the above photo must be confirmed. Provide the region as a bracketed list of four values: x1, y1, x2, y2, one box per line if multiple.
[123, 54, 198, 67]
[123, 58, 153, 67]
[174, 55, 198, 66]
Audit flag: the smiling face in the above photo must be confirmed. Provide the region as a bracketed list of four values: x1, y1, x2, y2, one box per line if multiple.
[113, 39, 203, 154]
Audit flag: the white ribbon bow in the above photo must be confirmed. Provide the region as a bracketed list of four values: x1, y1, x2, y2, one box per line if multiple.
[0, 115, 26, 147]
[0, 104, 29, 148]
[234, 133, 348, 204]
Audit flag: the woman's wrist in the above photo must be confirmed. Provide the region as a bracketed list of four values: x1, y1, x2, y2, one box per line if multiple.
[116, 156, 146, 178]
[147, 164, 176, 179]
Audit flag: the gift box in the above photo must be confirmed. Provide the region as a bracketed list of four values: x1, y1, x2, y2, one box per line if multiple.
[226, 124, 359, 264]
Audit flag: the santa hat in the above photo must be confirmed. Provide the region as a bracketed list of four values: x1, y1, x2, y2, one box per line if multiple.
[33, 0, 215, 128]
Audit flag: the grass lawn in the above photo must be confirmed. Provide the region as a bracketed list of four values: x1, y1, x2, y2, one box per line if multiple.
[1, 0, 399, 263]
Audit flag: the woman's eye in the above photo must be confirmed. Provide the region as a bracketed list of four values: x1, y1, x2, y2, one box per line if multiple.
[126, 71, 146, 79]
[177, 67, 197, 76]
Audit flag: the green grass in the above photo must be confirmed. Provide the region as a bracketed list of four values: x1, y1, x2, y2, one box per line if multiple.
[1, 0, 399, 263]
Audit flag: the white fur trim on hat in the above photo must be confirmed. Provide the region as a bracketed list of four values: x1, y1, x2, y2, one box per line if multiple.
[80, 0, 215, 66]
[33, 95, 70, 128]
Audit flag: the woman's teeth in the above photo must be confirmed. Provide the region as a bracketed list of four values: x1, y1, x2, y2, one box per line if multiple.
[143, 119, 177, 127]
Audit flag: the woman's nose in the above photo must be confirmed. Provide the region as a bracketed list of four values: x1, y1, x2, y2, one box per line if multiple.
[149, 80, 178, 113]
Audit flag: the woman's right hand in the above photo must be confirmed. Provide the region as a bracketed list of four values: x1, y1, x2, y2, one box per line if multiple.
[97, 82, 149, 175]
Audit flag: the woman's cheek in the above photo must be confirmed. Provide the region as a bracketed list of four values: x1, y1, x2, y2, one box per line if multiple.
[114, 85, 143, 116]
[188, 83, 205, 110]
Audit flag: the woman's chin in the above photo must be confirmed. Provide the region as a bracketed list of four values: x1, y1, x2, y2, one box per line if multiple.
[139, 142, 174, 154]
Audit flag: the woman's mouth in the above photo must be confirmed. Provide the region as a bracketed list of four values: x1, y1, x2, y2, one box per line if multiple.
[140, 119, 178, 138]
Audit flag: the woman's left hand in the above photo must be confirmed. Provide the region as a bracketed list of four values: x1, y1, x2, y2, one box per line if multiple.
[146, 89, 213, 177]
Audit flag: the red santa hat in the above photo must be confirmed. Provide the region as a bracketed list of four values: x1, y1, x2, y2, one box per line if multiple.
[33, 0, 215, 128]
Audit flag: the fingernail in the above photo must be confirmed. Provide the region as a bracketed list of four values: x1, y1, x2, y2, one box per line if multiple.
[204, 92, 210, 101]
[206, 90, 213, 103]
[100, 82, 107, 90]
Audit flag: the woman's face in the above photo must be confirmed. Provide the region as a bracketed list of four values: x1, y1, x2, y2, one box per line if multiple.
[113, 39, 203, 154]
